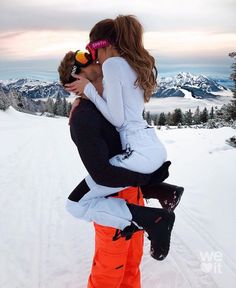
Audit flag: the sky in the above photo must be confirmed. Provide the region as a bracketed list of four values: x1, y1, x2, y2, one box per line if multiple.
[0, 0, 236, 80]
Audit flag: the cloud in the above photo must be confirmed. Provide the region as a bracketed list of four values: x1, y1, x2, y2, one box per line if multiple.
[1, 7, 100, 31]
[1, 28, 235, 62]
[1, 0, 236, 33]
[0, 32, 26, 39]
[1, 0, 235, 63]
[0, 30, 89, 60]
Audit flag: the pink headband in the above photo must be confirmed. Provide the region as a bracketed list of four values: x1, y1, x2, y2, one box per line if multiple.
[86, 39, 111, 60]
[86, 39, 111, 50]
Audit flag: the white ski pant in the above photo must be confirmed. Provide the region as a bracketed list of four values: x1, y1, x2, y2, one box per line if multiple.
[66, 127, 167, 230]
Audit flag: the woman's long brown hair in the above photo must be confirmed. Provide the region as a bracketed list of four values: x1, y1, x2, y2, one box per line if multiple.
[89, 15, 157, 102]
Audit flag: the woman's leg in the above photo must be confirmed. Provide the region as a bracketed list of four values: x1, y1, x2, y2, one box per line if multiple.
[67, 174, 132, 229]
[66, 195, 132, 230]
[111, 127, 167, 174]
[66, 128, 167, 229]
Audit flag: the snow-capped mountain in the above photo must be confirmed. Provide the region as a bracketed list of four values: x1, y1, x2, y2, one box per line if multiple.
[0, 78, 69, 99]
[0, 73, 231, 101]
[155, 72, 231, 99]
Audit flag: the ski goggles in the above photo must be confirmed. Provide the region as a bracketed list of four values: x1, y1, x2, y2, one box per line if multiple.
[74, 50, 92, 66]
[86, 39, 111, 60]
[68, 50, 93, 83]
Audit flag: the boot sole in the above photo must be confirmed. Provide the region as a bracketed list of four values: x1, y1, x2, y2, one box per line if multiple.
[150, 211, 175, 261]
[170, 186, 184, 211]
[161, 186, 184, 211]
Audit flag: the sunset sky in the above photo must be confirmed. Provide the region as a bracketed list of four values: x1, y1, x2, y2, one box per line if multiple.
[0, 0, 235, 80]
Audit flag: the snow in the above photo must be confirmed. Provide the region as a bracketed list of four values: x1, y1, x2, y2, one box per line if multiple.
[179, 88, 193, 99]
[145, 96, 232, 114]
[0, 78, 53, 87]
[211, 90, 233, 97]
[0, 107, 236, 288]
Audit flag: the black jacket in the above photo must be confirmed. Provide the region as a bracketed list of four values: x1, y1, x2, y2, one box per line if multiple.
[68, 99, 151, 201]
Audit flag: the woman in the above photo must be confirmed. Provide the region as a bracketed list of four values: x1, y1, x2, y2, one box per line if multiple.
[66, 15, 167, 174]
[65, 14, 168, 211]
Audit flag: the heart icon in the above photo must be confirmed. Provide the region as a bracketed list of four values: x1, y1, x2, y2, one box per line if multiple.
[201, 262, 212, 273]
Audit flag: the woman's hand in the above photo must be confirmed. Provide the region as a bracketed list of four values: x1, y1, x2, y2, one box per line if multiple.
[65, 75, 90, 95]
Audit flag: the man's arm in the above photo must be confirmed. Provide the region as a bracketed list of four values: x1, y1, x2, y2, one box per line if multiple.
[70, 108, 151, 188]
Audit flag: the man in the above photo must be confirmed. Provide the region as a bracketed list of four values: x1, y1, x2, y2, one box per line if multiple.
[58, 51, 183, 287]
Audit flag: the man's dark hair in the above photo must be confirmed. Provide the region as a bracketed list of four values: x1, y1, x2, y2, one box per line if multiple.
[58, 51, 75, 85]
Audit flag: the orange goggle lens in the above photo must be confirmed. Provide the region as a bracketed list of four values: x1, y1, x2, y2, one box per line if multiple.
[74, 50, 91, 66]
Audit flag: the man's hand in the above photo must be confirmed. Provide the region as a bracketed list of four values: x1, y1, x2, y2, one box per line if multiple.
[68, 98, 81, 125]
[65, 75, 90, 95]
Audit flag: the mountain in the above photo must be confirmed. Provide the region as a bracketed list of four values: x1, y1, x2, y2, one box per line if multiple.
[1, 73, 232, 101]
[0, 78, 69, 99]
[154, 72, 231, 99]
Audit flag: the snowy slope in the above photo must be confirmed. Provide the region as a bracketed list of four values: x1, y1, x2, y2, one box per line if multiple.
[0, 108, 236, 288]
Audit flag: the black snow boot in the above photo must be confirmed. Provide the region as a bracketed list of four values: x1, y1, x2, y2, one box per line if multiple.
[127, 204, 175, 260]
[142, 182, 184, 211]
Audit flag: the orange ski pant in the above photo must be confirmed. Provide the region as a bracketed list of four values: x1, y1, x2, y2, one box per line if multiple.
[87, 187, 144, 288]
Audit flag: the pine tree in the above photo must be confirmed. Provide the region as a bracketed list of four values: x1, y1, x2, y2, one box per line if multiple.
[209, 106, 214, 119]
[184, 109, 193, 125]
[45, 97, 54, 114]
[7, 90, 24, 110]
[145, 111, 152, 125]
[53, 94, 63, 116]
[153, 114, 159, 126]
[62, 97, 67, 116]
[228, 52, 236, 119]
[200, 107, 209, 123]
[166, 112, 173, 126]
[0, 87, 10, 110]
[67, 102, 72, 117]
[220, 104, 231, 122]
[193, 106, 201, 124]
[158, 112, 166, 126]
[172, 108, 183, 125]
[0, 97, 7, 110]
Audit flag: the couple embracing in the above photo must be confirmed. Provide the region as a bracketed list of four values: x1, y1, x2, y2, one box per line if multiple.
[58, 14, 183, 288]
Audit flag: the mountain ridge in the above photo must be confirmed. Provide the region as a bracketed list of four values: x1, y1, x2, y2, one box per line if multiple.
[154, 72, 231, 99]
[0, 78, 69, 99]
[0, 72, 232, 101]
